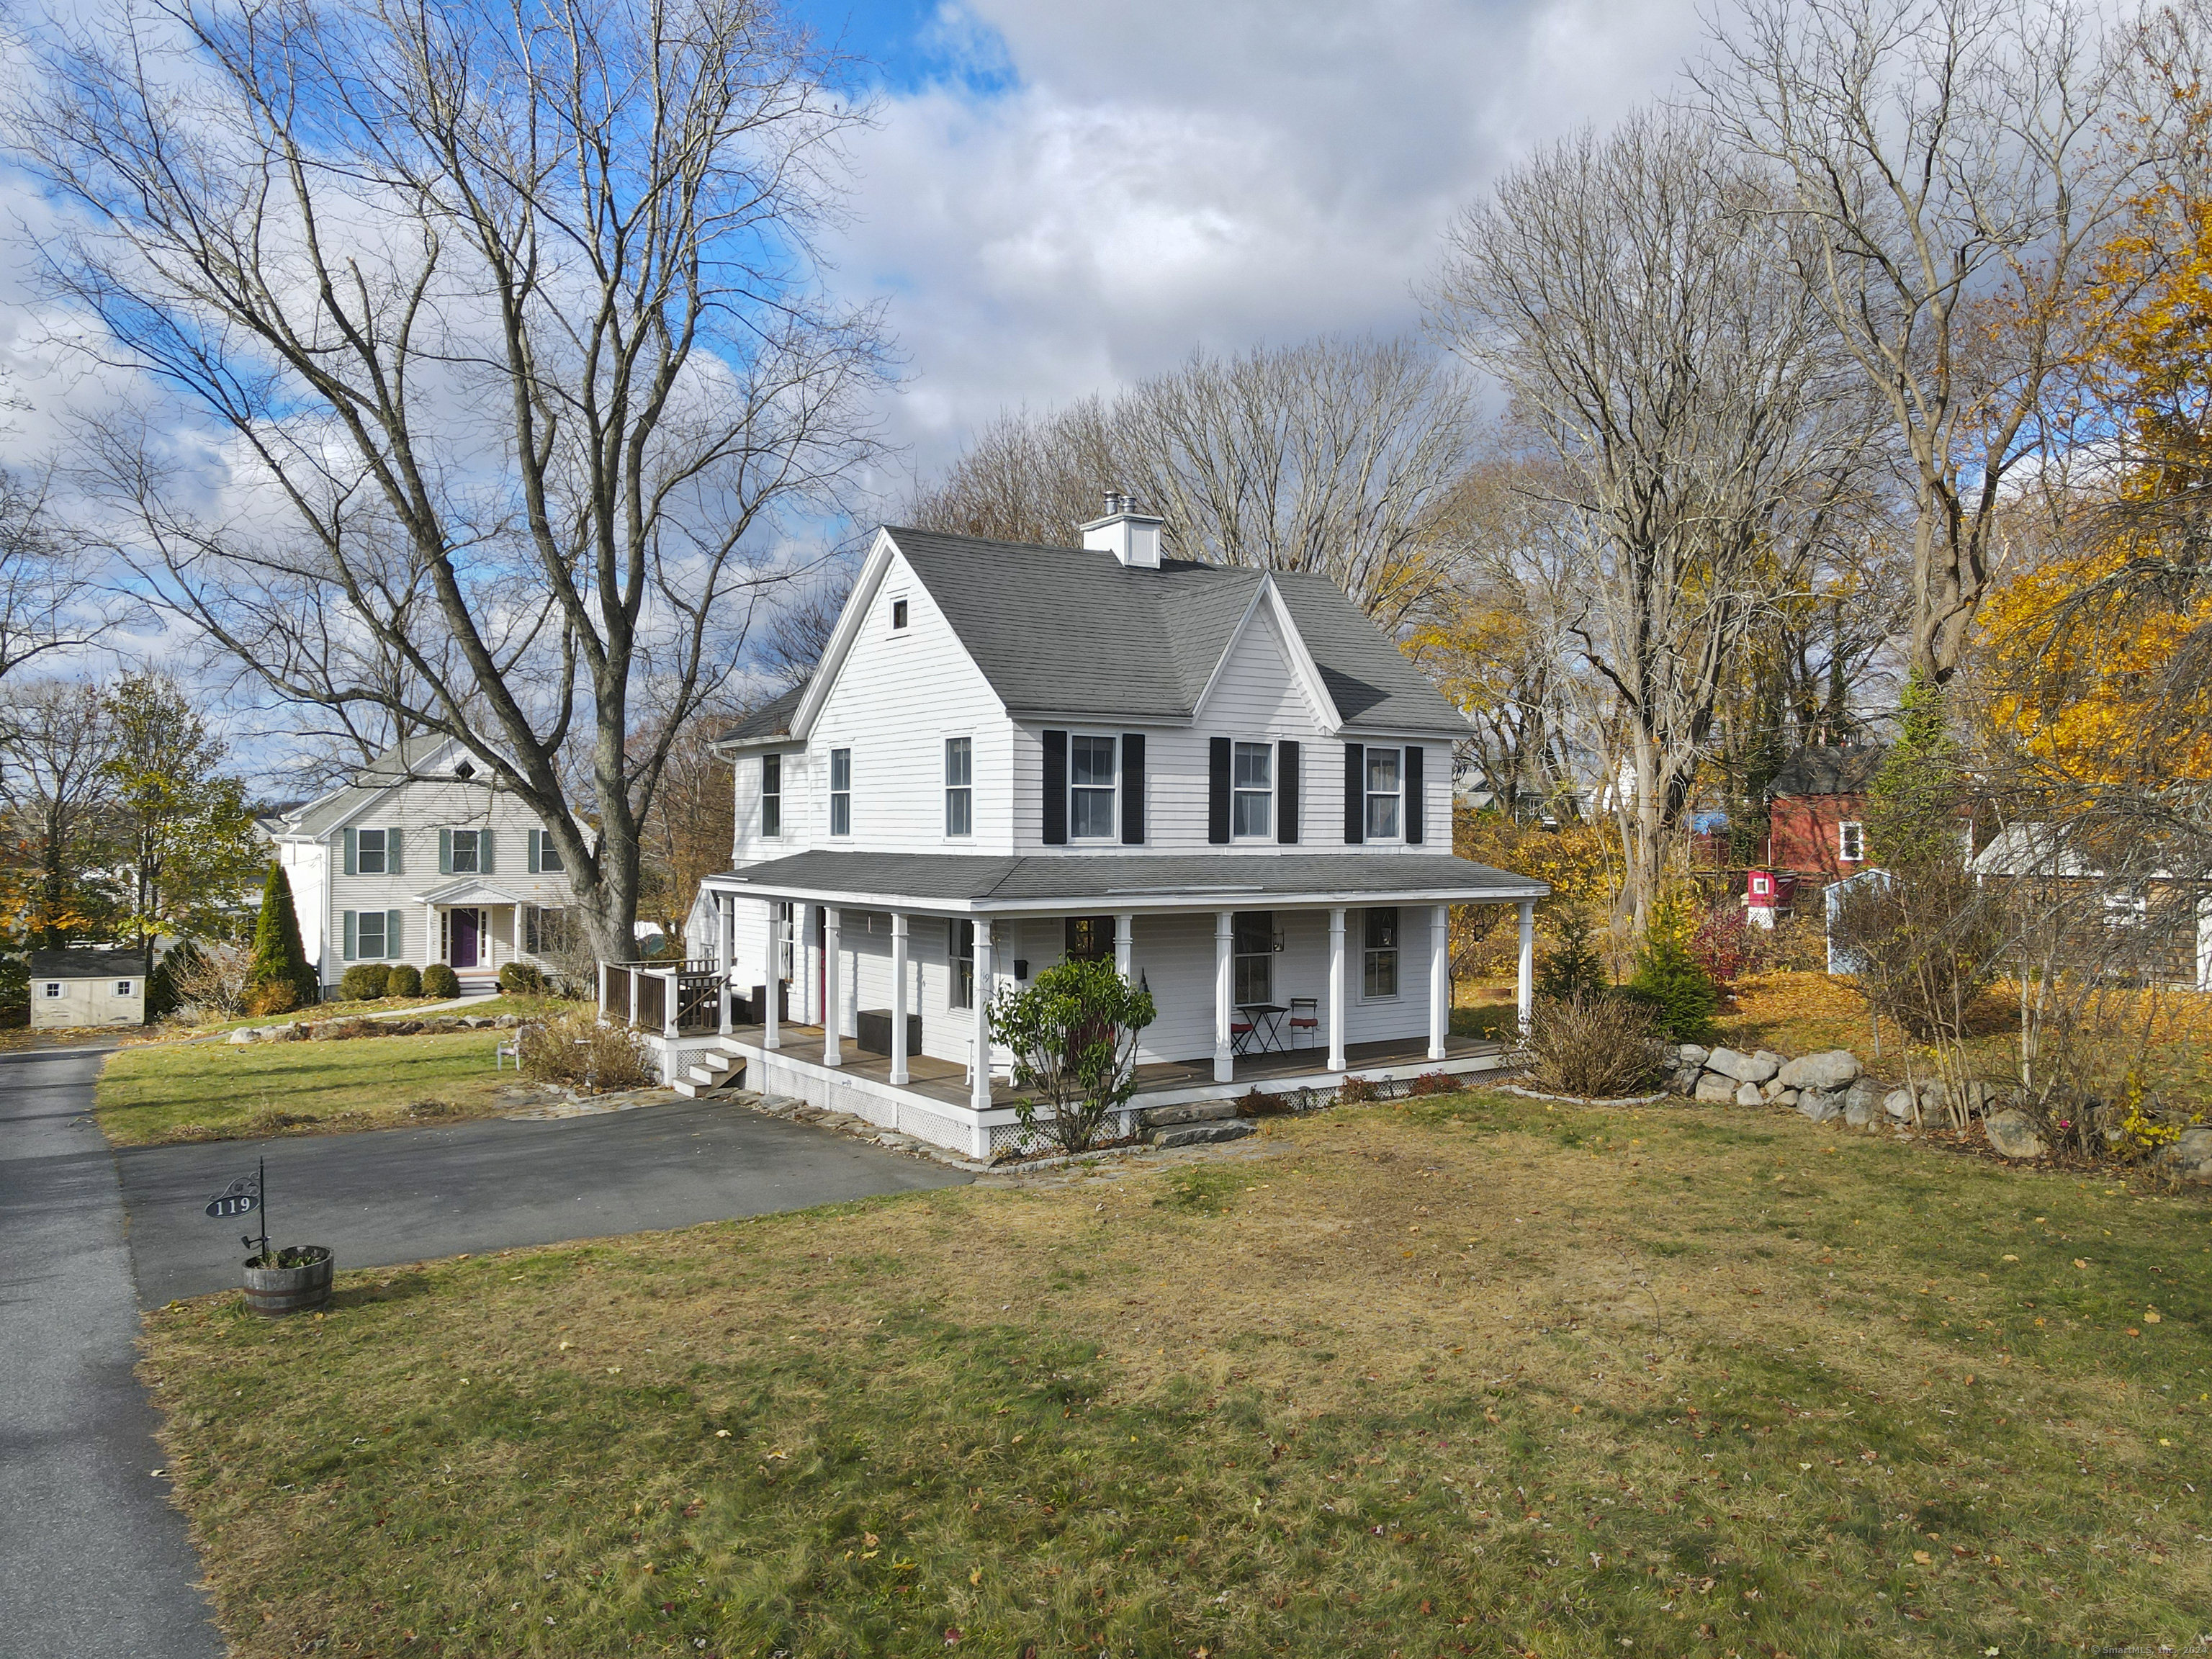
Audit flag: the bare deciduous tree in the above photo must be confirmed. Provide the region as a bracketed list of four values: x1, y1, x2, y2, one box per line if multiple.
[1697, 0, 2146, 685]
[1431, 113, 1869, 926]
[0, 471, 104, 721]
[909, 338, 1479, 626]
[7, 0, 891, 963]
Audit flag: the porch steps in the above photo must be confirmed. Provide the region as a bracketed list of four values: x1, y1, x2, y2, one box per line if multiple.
[671, 1039, 747, 1099]
[1139, 1098, 1253, 1148]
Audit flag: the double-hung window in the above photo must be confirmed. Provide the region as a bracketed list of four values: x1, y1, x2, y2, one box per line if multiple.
[356, 909, 388, 959]
[1362, 907, 1400, 998]
[948, 920, 976, 1009]
[537, 831, 565, 873]
[945, 737, 973, 837]
[1838, 819, 1864, 863]
[762, 754, 782, 838]
[829, 747, 852, 836]
[1232, 742, 1272, 838]
[357, 827, 387, 874]
[1364, 747, 1403, 840]
[1070, 735, 1116, 840]
[451, 828, 481, 873]
[1233, 911, 1277, 1005]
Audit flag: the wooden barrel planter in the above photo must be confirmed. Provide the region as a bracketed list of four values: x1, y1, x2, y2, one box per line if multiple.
[241, 1246, 335, 1316]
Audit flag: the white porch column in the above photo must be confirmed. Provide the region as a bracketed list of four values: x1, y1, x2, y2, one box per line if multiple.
[763, 904, 781, 1050]
[596, 958, 609, 1019]
[717, 894, 734, 1036]
[890, 911, 910, 1085]
[1429, 903, 1450, 1061]
[1213, 909, 1235, 1084]
[1516, 899, 1537, 1033]
[423, 903, 437, 968]
[1113, 912, 1134, 982]
[1327, 907, 1346, 1073]
[970, 920, 994, 1111]
[796, 903, 817, 1025]
[822, 907, 842, 1066]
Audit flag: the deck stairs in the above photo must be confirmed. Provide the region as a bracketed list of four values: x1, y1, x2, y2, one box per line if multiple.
[670, 1037, 749, 1099]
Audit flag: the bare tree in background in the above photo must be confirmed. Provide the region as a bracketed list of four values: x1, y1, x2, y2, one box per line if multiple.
[1698, 0, 2146, 685]
[909, 338, 1479, 625]
[1431, 113, 1870, 927]
[0, 678, 120, 948]
[0, 472, 104, 724]
[8, 0, 891, 964]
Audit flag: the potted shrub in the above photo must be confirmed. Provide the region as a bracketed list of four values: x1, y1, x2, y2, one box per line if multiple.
[240, 1243, 335, 1316]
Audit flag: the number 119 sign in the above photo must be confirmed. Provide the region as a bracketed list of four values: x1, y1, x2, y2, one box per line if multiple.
[204, 1158, 268, 1255]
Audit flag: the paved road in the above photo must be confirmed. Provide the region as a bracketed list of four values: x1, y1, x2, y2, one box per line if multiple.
[0, 1046, 224, 1658]
[119, 1097, 971, 1305]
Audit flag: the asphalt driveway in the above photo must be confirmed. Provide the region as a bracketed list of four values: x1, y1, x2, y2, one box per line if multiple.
[0, 1045, 223, 1658]
[118, 1095, 971, 1306]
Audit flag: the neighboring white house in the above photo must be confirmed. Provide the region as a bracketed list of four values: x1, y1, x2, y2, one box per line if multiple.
[620, 507, 1548, 1156]
[28, 948, 148, 1029]
[263, 736, 583, 993]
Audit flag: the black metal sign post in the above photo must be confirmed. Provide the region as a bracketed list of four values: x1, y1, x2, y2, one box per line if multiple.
[204, 1157, 266, 1259]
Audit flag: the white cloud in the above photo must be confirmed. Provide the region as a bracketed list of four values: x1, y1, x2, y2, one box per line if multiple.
[822, 0, 1712, 485]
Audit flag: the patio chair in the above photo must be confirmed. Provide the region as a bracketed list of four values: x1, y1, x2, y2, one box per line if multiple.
[1287, 997, 1318, 1048]
[1230, 1015, 1254, 1055]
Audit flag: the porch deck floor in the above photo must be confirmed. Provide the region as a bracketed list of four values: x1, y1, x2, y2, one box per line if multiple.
[727, 1025, 1505, 1110]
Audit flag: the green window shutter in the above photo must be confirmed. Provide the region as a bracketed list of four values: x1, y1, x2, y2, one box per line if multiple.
[528, 828, 540, 873]
[387, 909, 404, 960]
[342, 911, 356, 961]
[343, 827, 356, 876]
[387, 829, 403, 875]
[480, 829, 495, 873]
[439, 828, 452, 874]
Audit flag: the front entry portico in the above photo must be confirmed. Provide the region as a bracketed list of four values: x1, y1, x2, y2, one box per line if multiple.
[413, 878, 527, 979]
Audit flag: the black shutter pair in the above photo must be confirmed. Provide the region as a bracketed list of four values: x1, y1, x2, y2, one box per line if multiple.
[1043, 729, 1146, 845]
[1342, 741, 1424, 843]
[1210, 738, 1302, 845]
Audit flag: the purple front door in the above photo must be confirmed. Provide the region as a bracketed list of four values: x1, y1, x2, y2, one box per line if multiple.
[449, 907, 480, 968]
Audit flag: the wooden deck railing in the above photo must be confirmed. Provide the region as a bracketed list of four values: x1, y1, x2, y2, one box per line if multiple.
[599, 958, 726, 1037]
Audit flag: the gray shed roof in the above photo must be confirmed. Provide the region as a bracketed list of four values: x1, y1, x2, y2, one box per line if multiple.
[868, 529, 1467, 734]
[29, 948, 149, 978]
[714, 850, 1545, 912]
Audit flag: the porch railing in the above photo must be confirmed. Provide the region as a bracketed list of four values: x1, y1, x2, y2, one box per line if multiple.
[598, 958, 727, 1039]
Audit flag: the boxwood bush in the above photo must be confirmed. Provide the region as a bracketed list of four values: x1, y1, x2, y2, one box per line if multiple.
[338, 963, 392, 1002]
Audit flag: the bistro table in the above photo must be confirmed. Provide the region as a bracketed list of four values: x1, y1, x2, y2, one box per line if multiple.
[1234, 1002, 1289, 1056]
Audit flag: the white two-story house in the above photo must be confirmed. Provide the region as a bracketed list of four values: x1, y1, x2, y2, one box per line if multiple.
[631, 505, 1547, 1156]
[266, 736, 583, 994]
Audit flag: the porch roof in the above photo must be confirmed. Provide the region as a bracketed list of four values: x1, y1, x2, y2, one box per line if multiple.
[711, 850, 1546, 914]
[413, 878, 526, 907]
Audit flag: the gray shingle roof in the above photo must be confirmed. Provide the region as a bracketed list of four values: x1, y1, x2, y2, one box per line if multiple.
[29, 948, 150, 977]
[716, 850, 1545, 909]
[883, 528, 1468, 734]
[281, 735, 464, 840]
[719, 682, 807, 744]
[1771, 745, 1885, 799]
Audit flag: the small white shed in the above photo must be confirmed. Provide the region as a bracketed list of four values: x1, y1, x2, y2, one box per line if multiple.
[28, 948, 150, 1030]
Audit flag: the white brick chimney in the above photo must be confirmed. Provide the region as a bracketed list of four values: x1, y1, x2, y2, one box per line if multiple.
[1080, 490, 1163, 569]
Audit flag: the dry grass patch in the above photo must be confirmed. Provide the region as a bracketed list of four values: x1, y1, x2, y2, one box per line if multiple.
[97, 1028, 526, 1145]
[142, 1093, 2212, 1657]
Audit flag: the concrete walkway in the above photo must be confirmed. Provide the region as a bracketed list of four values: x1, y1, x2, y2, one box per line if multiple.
[118, 1094, 971, 1306]
[0, 1046, 224, 1658]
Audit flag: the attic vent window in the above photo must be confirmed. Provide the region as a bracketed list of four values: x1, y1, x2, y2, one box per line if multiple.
[891, 598, 909, 631]
[454, 759, 476, 780]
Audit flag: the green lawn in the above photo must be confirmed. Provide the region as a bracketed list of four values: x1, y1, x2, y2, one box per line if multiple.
[98, 1028, 526, 1145]
[140, 1089, 2212, 1656]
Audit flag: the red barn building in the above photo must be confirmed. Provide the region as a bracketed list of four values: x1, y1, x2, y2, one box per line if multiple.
[1766, 745, 1883, 881]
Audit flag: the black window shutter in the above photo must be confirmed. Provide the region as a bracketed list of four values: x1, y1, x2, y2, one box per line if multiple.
[1042, 729, 1069, 845]
[1277, 739, 1300, 844]
[1344, 743, 1365, 843]
[1208, 737, 1231, 845]
[1120, 733, 1146, 845]
[1406, 744, 1425, 844]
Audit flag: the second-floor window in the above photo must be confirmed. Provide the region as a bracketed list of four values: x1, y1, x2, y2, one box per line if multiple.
[358, 827, 387, 874]
[1233, 742, 1272, 838]
[830, 747, 852, 836]
[1364, 747, 1402, 840]
[451, 828, 481, 873]
[1070, 734, 1116, 839]
[537, 831, 565, 873]
[762, 753, 782, 837]
[945, 737, 972, 837]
